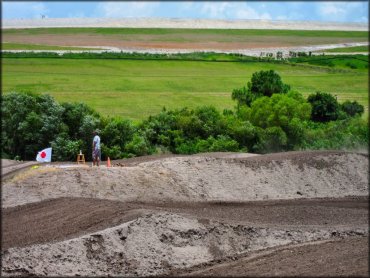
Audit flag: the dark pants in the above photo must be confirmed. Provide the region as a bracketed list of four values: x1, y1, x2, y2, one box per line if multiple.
[93, 149, 101, 161]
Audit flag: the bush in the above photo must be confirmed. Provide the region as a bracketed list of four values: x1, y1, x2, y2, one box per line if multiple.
[341, 100, 364, 117]
[51, 134, 83, 161]
[247, 70, 290, 97]
[307, 92, 340, 122]
[245, 91, 311, 149]
[125, 134, 153, 157]
[300, 117, 368, 150]
[254, 126, 288, 153]
[100, 117, 135, 159]
[2, 92, 65, 160]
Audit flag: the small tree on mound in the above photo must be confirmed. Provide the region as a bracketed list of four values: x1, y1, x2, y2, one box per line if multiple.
[307, 92, 340, 122]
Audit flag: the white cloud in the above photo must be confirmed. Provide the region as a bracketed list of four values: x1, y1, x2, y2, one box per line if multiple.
[95, 2, 160, 18]
[67, 11, 87, 18]
[235, 8, 271, 20]
[2, 1, 48, 19]
[276, 15, 288, 21]
[200, 2, 230, 18]
[317, 2, 367, 22]
[199, 2, 272, 20]
[319, 3, 346, 17]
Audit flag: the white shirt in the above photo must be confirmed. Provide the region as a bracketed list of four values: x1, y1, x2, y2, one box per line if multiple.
[93, 135, 101, 150]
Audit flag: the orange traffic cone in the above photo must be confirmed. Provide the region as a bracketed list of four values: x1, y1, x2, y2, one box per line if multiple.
[107, 157, 111, 167]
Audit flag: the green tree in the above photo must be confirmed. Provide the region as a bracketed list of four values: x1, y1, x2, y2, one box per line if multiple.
[51, 134, 83, 161]
[231, 86, 258, 110]
[61, 102, 99, 139]
[254, 126, 288, 153]
[340, 100, 364, 117]
[125, 134, 153, 157]
[248, 70, 290, 97]
[2, 92, 65, 160]
[247, 91, 311, 149]
[101, 117, 135, 159]
[307, 92, 340, 122]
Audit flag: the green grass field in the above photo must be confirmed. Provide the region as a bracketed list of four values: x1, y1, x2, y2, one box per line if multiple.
[322, 45, 369, 53]
[2, 42, 104, 51]
[3, 28, 368, 38]
[2, 57, 368, 121]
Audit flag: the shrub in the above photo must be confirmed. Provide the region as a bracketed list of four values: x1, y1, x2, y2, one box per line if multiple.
[307, 92, 340, 122]
[247, 70, 290, 97]
[254, 126, 288, 153]
[125, 134, 153, 157]
[1, 92, 65, 160]
[341, 100, 364, 117]
[51, 134, 83, 161]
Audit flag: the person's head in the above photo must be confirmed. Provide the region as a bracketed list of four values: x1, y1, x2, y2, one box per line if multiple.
[93, 129, 100, 136]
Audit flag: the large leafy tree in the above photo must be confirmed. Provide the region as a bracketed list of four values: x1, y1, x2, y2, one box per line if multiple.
[248, 70, 291, 97]
[231, 70, 290, 110]
[101, 117, 135, 159]
[2, 92, 65, 160]
[307, 92, 340, 122]
[246, 91, 311, 149]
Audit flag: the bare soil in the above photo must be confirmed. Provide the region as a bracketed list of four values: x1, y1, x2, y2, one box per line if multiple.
[1, 151, 368, 276]
[3, 196, 367, 250]
[3, 33, 367, 51]
[176, 237, 369, 277]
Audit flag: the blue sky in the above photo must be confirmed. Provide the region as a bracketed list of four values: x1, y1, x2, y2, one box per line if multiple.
[2, 1, 368, 23]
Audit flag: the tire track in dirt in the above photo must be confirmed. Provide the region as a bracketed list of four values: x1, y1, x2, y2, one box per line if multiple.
[2, 196, 368, 250]
[174, 236, 368, 277]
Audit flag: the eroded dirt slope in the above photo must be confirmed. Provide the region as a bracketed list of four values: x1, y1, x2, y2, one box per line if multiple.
[2, 151, 368, 208]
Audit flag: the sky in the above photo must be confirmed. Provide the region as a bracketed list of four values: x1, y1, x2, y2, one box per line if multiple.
[2, 1, 369, 23]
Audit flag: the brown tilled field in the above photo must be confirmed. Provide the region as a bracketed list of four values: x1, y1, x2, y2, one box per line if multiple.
[1, 151, 368, 276]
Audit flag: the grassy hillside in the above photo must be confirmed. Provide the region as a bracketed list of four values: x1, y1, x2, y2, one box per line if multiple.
[321, 45, 369, 53]
[2, 57, 368, 121]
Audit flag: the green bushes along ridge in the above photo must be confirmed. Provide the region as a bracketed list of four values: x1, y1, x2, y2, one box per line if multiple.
[2, 70, 367, 161]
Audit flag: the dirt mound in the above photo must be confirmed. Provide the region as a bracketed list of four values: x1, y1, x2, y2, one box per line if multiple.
[2, 211, 367, 277]
[2, 151, 368, 208]
[2, 151, 368, 276]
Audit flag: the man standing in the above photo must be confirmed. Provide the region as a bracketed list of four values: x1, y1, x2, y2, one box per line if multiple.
[92, 129, 101, 166]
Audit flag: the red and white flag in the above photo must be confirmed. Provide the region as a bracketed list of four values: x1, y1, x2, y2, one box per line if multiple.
[36, 147, 52, 162]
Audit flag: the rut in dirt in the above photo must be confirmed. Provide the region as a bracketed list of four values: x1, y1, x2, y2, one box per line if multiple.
[3, 196, 368, 250]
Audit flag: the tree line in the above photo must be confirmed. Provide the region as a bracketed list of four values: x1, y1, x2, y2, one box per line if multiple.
[2, 70, 367, 161]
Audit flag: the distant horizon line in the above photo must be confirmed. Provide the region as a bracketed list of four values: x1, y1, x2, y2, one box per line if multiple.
[3, 17, 368, 25]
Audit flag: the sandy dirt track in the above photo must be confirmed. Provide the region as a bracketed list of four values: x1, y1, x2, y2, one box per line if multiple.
[2, 151, 367, 208]
[1, 150, 369, 276]
[176, 237, 368, 277]
[3, 196, 368, 250]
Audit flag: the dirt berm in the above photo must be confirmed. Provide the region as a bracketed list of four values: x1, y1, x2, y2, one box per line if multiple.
[1, 150, 369, 276]
[2, 151, 368, 208]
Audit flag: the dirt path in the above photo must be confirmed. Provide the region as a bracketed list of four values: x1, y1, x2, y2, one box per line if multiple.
[1, 159, 40, 180]
[176, 236, 368, 277]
